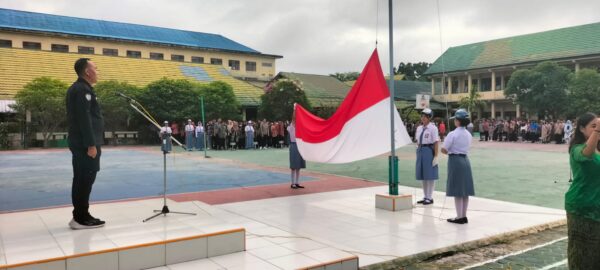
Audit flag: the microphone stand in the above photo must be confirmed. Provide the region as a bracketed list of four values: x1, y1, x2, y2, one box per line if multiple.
[116, 93, 196, 222]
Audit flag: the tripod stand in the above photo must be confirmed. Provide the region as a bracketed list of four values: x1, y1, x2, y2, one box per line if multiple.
[114, 92, 196, 222]
[143, 134, 195, 222]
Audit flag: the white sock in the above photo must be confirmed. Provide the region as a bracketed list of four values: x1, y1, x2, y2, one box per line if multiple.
[454, 198, 463, 218]
[462, 197, 469, 218]
[422, 181, 429, 199]
[426, 181, 435, 199]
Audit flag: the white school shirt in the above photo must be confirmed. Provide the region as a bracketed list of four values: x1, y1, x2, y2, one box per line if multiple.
[195, 125, 204, 133]
[443, 127, 471, 155]
[160, 127, 172, 134]
[245, 125, 254, 132]
[185, 124, 194, 132]
[415, 123, 439, 145]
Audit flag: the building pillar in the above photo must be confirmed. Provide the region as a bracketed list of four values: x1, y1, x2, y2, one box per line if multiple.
[516, 104, 521, 119]
[467, 73, 472, 94]
[431, 78, 435, 95]
[575, 62, 580, 73]
[491, 71, 496, 91]
[500, 105, 505, 119]
[491, 102, 496, 119]
[448, 76, 453, 94]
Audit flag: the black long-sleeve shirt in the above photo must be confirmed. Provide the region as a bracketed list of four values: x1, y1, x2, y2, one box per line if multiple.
[66, 78, 104, 148]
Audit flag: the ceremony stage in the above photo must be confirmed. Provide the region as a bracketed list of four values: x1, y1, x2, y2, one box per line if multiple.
[0, 185, 564, 270]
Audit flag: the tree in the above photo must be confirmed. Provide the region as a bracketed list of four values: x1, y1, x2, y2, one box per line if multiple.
[567, 69, 600, 117]
[11, 77, 68, 148]
[459, 88, 485, 118]
[258, 79, 312, 121]
[94, 80, 141, 133]
[138, 78, 202, 123]
[505, 61, 571, 118]
[329, 72, 360, 82]
[395, 62, 431, 81]
[197, 81, 241, 121]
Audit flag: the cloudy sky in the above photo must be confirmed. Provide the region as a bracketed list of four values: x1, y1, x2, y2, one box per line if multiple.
[2, 0, 599, 75]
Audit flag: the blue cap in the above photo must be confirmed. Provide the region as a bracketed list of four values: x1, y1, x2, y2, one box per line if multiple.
[450, 109, 469, 119]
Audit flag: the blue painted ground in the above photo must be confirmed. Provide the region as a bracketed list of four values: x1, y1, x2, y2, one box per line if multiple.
[0, 148, 308, 212]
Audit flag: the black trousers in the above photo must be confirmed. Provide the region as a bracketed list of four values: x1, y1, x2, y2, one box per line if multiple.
[70, 146, 101, 222]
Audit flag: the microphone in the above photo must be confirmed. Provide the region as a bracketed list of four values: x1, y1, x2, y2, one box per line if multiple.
[115, 92, 133, 101]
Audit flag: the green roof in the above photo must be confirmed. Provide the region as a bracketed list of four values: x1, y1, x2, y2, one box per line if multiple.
[425, 22, 600, 75]
[276, 72, 350, 107]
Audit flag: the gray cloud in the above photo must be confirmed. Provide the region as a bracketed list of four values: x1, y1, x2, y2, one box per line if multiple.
[1, 0, 599, 75]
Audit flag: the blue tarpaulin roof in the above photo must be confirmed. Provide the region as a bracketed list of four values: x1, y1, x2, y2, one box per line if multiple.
[0, 8, 260, 54]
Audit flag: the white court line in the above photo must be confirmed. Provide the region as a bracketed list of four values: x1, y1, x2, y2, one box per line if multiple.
[538, 259, 568, 270]
[459, 236, 568, 270]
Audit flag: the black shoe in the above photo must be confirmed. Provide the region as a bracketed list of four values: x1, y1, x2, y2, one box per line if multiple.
[291, 184, 298, 189]
[422, 199, 434, 205]
[69, 218, 105, 230]
[447, 217, 468, 224]
[295, 184, 305, 188]
[86, 213, 104, 223]
[417, 199, 426, 204]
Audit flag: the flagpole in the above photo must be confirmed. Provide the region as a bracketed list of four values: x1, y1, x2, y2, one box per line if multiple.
[388, 0, 398, 195]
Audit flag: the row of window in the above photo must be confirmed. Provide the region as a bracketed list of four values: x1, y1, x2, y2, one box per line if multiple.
[0, 39, 273, 71]
[438, 76, 510, 94]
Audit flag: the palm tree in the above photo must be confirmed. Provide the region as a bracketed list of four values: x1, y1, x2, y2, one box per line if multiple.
[459, 87, 485, 118]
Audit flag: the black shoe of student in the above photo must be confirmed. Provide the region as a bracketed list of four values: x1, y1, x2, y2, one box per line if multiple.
[295, 184, 305, 189]
[422, 199, 434, 205]
[69, 218, 105, 230]
[447, 217, 468, 224]
[417, 199, 426, 204]
[291, 184, 298, 189]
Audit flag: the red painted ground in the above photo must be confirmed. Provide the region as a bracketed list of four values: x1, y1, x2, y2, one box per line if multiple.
[168, 173, 384, 205]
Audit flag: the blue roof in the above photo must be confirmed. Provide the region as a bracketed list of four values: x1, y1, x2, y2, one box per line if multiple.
[0, 8, 260, 54]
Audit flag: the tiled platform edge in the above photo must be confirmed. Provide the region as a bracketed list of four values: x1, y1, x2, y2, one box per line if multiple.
[1, 228, 245, 270]
[298, 255, 359, 270]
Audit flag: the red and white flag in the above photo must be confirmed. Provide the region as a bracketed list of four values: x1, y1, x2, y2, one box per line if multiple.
[294, 49, 412, 164]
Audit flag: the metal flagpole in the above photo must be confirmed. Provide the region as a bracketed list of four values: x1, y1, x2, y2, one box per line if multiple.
[200, 96, 209, 158]
[388, 0, 399, 195]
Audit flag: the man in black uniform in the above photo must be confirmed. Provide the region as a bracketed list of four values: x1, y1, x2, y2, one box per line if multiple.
[66, 58, 105, 229]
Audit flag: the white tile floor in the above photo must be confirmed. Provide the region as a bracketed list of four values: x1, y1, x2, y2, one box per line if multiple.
[0, 185, 565, 269]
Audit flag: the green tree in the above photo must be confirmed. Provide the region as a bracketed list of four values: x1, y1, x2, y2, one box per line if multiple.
[197, 81, 241, 121]
[505, 61, 571, 118]
[459, 88, 485, 118]
[11, 77, 68, 148]
[138, 78, 201, 123]
[568, 69, 600, 117]
[329, 72, 360, 82]
[258, 79, 311, 121]
[395, 62, 431, 81]
[94, 80, 141, 133]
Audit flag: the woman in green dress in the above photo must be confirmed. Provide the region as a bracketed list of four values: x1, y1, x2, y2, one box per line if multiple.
[566, 112, 600, 269]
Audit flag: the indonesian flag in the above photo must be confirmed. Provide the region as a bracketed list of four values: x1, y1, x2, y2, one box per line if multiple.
[294, 49, 412, 164]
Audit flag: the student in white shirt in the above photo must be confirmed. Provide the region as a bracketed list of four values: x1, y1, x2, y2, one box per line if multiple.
[195, 121, 205, 151]
[442, 109, 475, 224]
[184, 119, 195, 151]
[414, 108, 439, 205]
[245, 121, 255, 149]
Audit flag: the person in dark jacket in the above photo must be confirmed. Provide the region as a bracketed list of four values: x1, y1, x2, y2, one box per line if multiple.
[66, 58, 105, 229]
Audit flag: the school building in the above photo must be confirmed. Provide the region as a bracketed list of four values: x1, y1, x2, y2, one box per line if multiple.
[424, 22, 600, 120]
[0, 8, 282, 119]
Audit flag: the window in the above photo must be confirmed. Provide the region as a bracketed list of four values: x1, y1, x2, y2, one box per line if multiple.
[0, 39, 13, 48]
[210, 58, 222, 65]
[127, 50, 141, 58]
[495, 76, 502, 90]
[480, 77, 492, 92]
[443, 78, 449, 94]
[262, 62, 273, 67]
[504, 76, 511, 89]
[191, 56, 204, 63]
[451, 79, 459, 94]
[246, 61, 257, 72]
[51, 44, 69, 53]
[228, 60, 240, 70]
[78, 46, 94, 54]
[103, 48, 118, 56]
[23, 41, 41, 50]
[471, 79, 479, 92]
[171, 54, 184, 62]
[149, 52, 163, 60]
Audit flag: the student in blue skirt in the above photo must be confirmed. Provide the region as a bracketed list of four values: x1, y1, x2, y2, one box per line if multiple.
[442, 109, 475, 224]
[288, 113, 305, 189]
[415, 108, 439, 205]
